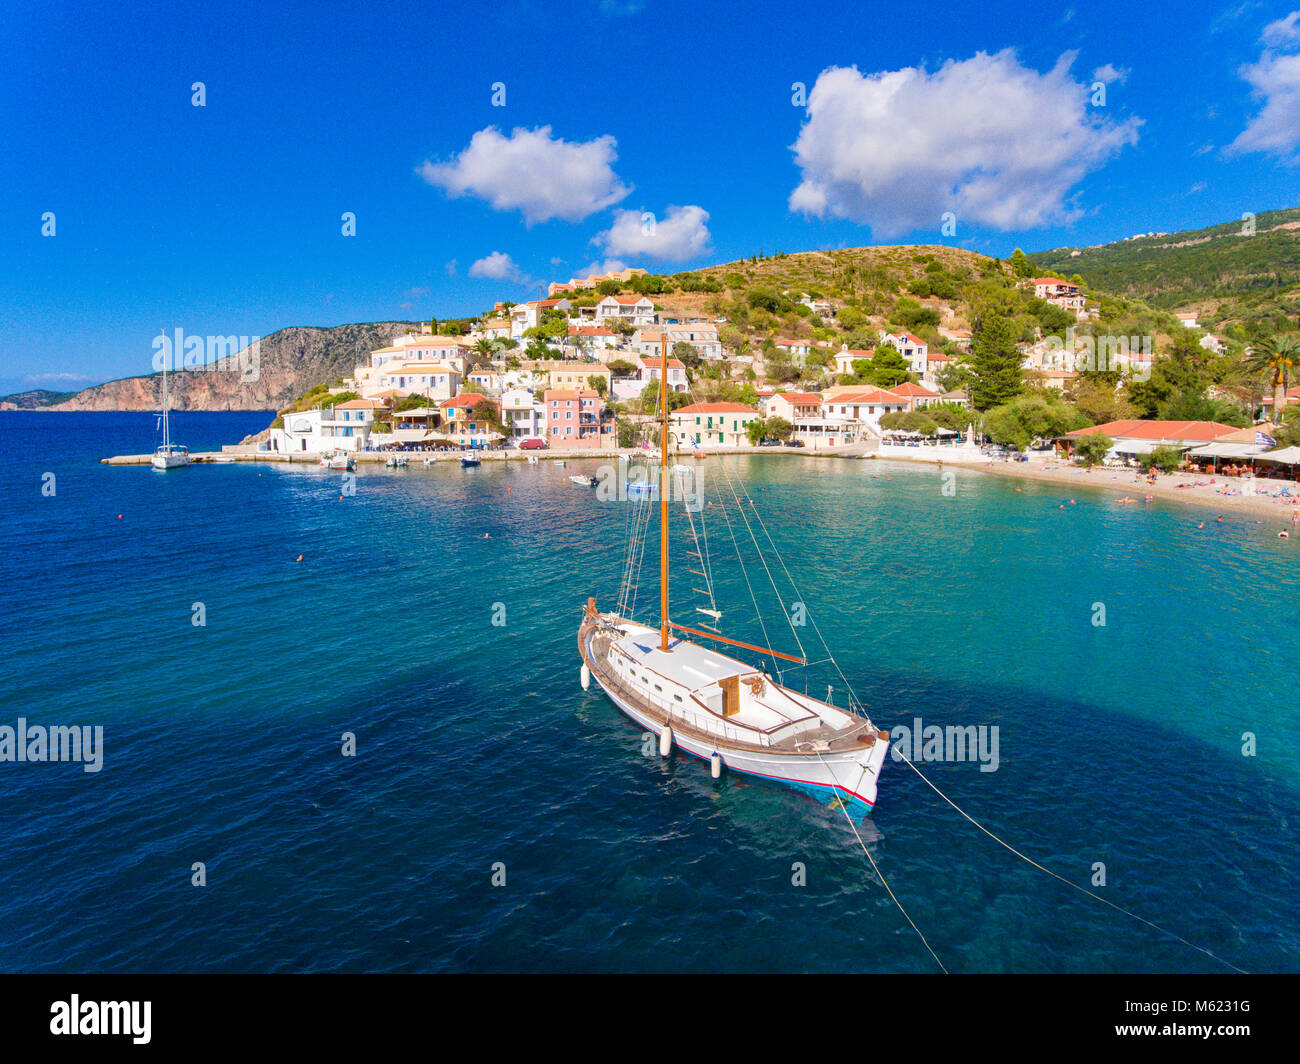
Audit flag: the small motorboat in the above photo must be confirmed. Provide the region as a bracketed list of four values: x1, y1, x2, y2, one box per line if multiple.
[320, 451, 355, 471]
[569, 473, 598, 487]
[460, 452, 481, 468]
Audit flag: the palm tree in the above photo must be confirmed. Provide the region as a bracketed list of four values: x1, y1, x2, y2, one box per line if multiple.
[1246, 334, 1300, 423]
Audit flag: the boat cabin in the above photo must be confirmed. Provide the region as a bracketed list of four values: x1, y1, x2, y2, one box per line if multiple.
[604, 624, 856, 748]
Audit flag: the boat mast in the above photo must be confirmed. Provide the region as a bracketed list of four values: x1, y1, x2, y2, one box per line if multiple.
[161, 334, 169, 450]
[659, 332, 670, 652]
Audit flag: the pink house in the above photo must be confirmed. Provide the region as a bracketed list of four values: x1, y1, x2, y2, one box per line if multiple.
[889, 381, 943, 410]
[545, 388, 614, 448]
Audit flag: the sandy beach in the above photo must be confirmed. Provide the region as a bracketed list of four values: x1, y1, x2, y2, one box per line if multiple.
[932, 453, 1300, 524]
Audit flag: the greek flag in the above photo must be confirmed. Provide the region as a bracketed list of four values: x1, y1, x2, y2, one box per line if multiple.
[1256, 431, 1276, 446]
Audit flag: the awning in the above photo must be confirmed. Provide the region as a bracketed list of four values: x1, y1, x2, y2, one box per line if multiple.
[1186, 441, 1270, 459]
[1109, 439, 1194, 456]
[1256, 446, 1300, 465]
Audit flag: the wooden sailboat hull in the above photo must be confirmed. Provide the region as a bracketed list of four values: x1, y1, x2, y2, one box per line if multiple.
[579, 619, 888, 819]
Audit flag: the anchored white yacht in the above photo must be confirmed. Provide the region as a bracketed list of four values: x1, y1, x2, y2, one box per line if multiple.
[577, 337, 890, 817]
[151, 352, 190, 470]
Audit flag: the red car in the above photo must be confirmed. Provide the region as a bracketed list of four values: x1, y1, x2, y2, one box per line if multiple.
[519, 437, 547, 450]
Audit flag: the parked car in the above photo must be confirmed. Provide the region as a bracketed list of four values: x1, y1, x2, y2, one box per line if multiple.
[519, 438, 547, 450]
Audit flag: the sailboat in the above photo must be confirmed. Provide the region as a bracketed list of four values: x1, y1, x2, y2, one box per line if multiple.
[151, 342, 191, 470]
[577, 338, 891, 817]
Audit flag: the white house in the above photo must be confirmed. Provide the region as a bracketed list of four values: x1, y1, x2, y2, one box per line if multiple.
[270, 399, 382, 454]
[835, 347, 874, 376]
[566, 325, 622, 355]
[671, 402, 761, 448]
[774, 338, 814, 361]
[475, 318, 512, 342]
[467, 369, 503, 394]
[368, 334, 471, 372]
[370, 361, 462, 401]
[595, 295, 656, 328]
[636, 356, 689, 393]
[882, 333, 929, 376]
[1029, 278, 1086, 312]
[822, 388, 908, 430]
[500, 387, 546, 443]
[760, 391, 823, 422]
[666, 323, 723, 359]
[510, 298, 571, 339]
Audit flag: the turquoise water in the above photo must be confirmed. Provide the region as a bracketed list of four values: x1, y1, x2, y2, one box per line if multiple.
[0, 412, 1296, 973]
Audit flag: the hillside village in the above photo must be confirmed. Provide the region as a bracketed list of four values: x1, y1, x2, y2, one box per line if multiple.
[263, 244, 1300, 460]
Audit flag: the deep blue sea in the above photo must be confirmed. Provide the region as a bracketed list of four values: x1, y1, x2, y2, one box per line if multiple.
[0, 411, 1296, 973]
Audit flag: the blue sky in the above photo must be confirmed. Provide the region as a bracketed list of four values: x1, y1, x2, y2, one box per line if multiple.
[1, 0, 1298, 393]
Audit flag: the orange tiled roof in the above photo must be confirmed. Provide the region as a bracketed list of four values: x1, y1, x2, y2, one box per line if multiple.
[675, 402, 759, 414]
[1065, 420, 1240, 442]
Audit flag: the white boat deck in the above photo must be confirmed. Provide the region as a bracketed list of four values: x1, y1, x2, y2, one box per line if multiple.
[611, 623, 858, 739]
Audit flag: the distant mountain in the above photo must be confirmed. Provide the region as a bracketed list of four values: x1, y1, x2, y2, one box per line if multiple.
[49, 322, 421, 411]
[0, 388, 80, 409]
[1031, 206, 1300, 309]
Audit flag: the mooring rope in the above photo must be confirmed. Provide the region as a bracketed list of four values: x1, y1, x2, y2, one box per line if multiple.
[813, 748, 948, 973]
[895, 750, 1248, 974]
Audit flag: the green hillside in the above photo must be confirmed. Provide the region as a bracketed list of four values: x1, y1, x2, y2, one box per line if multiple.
[1031, 207, 1300, 310]
[0, 388, 80, 408]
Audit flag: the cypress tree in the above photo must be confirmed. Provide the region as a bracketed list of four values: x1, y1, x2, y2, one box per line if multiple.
[970, 311, 1024, 410]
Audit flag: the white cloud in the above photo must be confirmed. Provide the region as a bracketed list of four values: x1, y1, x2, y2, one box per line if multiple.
[1229, 17, 1300, 159]
[27, 372, 94, 384]
[1263, 11, 1300, 46]
[1092, 63, 1129, 84]
[593, 205, 712, 262]
[468, 251, 527, 283]
[573, 258, 630, 278]
[418, 125, 631, 224]
[787, 51, 1140, 236]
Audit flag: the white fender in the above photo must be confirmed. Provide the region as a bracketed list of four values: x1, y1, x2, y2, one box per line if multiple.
[710, 751, 723, 779]
[580, 663, 590, 691]
[659, 726, 673, 757]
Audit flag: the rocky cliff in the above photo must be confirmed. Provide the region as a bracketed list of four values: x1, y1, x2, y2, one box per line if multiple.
[49, 322, 421, 411]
